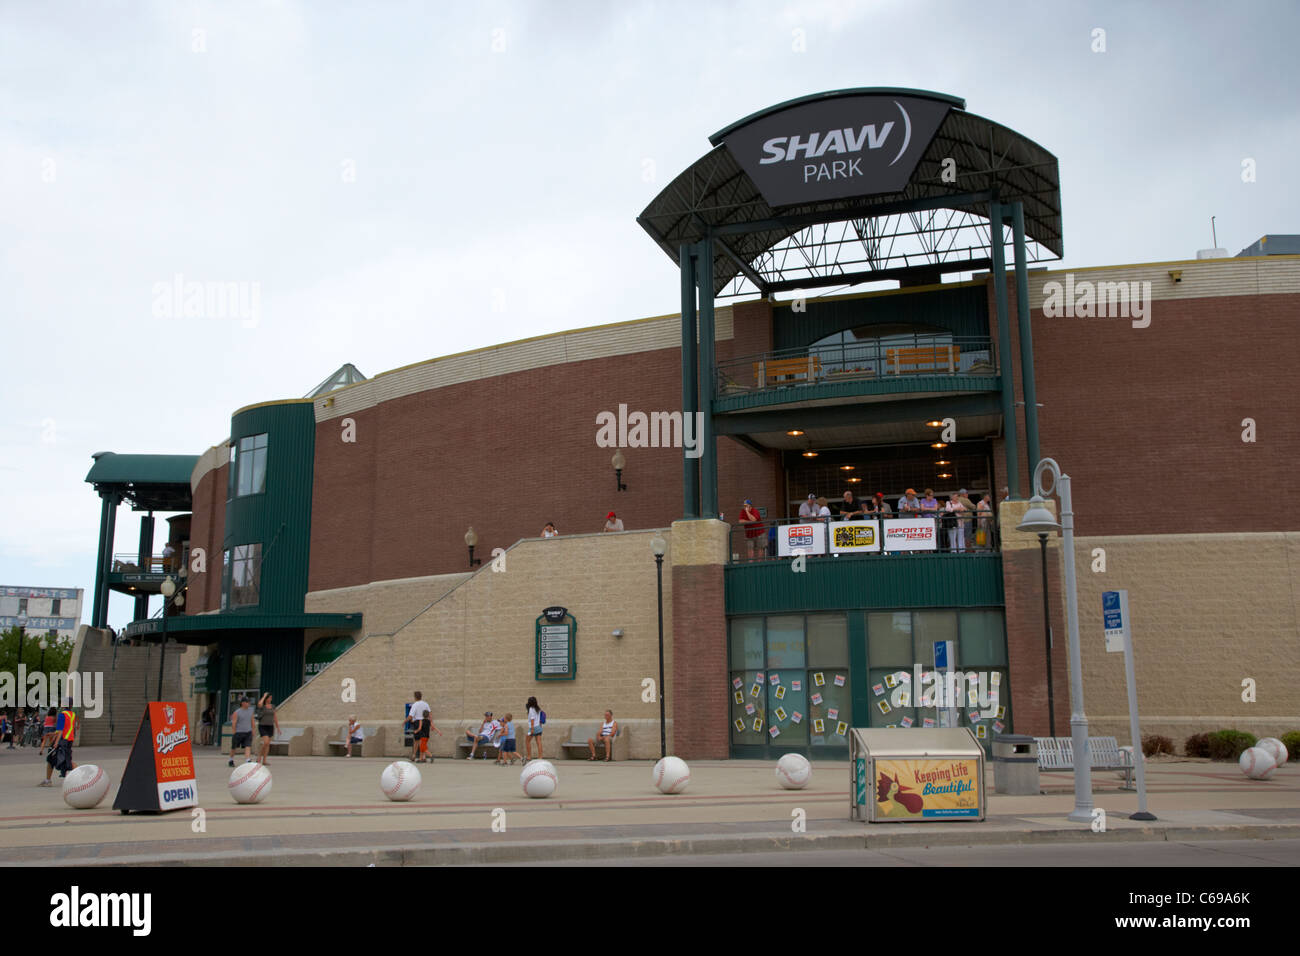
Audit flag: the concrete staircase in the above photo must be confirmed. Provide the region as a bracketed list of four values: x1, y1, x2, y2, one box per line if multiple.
[77, 644, 184, 746]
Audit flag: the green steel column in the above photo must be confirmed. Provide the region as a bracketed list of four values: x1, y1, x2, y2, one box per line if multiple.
[1011, 202, 1041, 475]
[989, 200, 1020, 499]
[696, 235, 719, 518]
[97, 492, 119, 628]
[91, 493, 112, 628]
[680, 243, 700, 518]
[135, 513, 154, 621]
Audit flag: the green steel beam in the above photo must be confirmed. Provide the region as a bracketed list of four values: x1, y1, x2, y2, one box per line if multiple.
[711, 190, 995, 239]
[698, 236, 720, 518]
[91, 493, 113, 628]
[712, 391, 1002, 436]
[989, 199, 1019, 499]
[680, 243, 700, 517]
[1011, 202, 1041, 475]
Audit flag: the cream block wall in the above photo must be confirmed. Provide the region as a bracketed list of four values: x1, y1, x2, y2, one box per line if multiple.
[1067, 532, 1300, 743]
[280, 529, 675, 759]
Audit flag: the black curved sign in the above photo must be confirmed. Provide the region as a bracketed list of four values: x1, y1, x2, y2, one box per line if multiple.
[718, 94, 951, 207]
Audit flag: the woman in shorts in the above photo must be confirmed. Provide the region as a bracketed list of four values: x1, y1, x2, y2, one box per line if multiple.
[525, 696, 543, 761]
[255, 693, 279, 766]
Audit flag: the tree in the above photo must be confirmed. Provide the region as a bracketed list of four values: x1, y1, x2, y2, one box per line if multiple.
[0, 626, 75, 679]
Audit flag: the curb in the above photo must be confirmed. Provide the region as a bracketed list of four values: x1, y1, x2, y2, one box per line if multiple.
[22, 822, 1300, 868]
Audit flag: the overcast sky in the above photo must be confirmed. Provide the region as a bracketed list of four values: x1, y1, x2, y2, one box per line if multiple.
[2, 0, 1297, 632]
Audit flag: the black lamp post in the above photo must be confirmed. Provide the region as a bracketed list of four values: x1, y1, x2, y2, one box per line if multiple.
[465, 527, 482, 568]
[612, 450, 627, 492]
[157, 576, 184, 702]
[651, 533, 667, 759]
[1038, 532, 1056, 737]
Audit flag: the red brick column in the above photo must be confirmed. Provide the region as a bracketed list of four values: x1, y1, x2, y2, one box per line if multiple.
[669, 520, 729, 759]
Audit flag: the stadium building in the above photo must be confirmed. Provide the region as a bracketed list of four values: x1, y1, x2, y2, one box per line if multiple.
[77, 90, 1299, 758]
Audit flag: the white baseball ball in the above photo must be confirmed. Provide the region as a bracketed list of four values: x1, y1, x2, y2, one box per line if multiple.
[228, 763, 272, 803]
[62, 764, 110, 809]
[652, 756, 691, 794]
[1256, 737, 1289, 767]
[1238, 746, 1277, 780]
[520, 760, 557, 798]
[775, 753, 812, 789]
[380, 760, 422, 801]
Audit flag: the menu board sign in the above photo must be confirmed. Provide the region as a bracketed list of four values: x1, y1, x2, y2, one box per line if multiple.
[535, 607, 577, 680]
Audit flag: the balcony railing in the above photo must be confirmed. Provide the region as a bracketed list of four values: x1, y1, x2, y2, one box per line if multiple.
[715, 335, 996, 398]
[727, 515, 1000, 564]
[111, 552, 183, 575]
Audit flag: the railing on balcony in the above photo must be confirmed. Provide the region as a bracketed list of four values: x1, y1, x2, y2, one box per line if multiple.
[111, 552, 184, 575]
[727, 515, 1000, 564]
[715, 335, 996, 398]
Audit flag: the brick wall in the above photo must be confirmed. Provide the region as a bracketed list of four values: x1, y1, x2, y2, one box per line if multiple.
[187, 464, 226, 613]
[278, 529, 677, 759]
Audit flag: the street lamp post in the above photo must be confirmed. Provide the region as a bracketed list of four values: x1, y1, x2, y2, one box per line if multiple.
[1018, 458, 1093, 824]
[650, 533, 667, 759]
[1038, 532, 1056, 737]
[157, 577, 184, 702]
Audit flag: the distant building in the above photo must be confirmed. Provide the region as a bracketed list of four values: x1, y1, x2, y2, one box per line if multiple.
[0, 586, 84, 640]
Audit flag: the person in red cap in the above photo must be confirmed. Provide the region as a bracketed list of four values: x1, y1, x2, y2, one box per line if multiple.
[875, 492, 892, 515]
[603, 511, 624, 532]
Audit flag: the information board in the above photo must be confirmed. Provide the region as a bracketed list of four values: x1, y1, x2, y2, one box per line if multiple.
[112, 702, 198, 814]
[776, 522, 826, 556]
[881, 518, 938, 552]
[535, 607, 577, 680]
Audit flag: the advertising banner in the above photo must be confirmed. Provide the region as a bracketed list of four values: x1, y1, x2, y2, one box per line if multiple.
[113, 702, 198, 814]
[830, 520, 880, 554]
[776, 522, 826, 556]
[881, 518, 938, 551]
[874, 757, 981, 819]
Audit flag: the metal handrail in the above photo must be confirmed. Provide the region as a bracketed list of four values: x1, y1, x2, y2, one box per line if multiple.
[716, 335, 996, 397]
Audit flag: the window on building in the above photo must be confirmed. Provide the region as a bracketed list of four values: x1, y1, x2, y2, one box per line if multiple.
[228, 544, 262, 608]
[51, 599, 61, 616]
[18, 598, 27, 615]
[229, 433, 268, 498]
[229, 654, 263, 712]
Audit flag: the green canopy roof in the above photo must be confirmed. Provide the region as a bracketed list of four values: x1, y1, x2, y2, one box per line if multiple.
[85, 452, 201, 511]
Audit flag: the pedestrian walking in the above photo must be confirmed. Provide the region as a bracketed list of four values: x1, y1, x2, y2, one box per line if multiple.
[228, 697, 255, 766]
[525, 696, 544, 761]
[255, 693, 279, 766]
[40, 698, 78, 786]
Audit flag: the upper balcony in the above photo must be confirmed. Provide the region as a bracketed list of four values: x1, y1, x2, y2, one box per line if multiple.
[714, 334, 999, 414]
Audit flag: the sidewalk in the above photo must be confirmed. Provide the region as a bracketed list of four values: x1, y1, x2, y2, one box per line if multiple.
[1, 747, 1296, 866]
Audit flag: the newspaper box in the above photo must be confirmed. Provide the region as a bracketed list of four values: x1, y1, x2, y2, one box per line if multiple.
[850, 727, 985, 822]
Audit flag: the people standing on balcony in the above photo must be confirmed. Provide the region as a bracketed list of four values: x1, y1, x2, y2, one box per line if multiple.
[738, 499, 765, 560]
[899, 489, 921, 514]
[603, 511, 624, 532]
[815, 497, 832, 522]
[944, 493, 968, 552]
[875, 492, 892, 516]
[838, 490, 866, 520]
[920, 489, 940, 517]
[958, 489, 976, 546]
[976, 494, 994, 549]
[162, 541, 176, 572]
[798, 493, 819, 520]
[541, 522, 559, 538]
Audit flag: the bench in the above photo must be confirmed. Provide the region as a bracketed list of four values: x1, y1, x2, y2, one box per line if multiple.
[886, 345, 960, 375]
[267, 726, 309, 757]
[327, 724, 373, 757]
[1037, 735, 1136, 788]
[561, 723, 626, 761]
[754, 356, 821, 388]
[457, 732, 505, 759]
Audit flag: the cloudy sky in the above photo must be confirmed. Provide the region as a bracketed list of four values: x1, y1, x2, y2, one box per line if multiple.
[2, 0, 1296, 631]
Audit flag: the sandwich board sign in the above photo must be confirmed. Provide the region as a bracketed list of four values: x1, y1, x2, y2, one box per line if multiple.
[113, 702, 198, 814]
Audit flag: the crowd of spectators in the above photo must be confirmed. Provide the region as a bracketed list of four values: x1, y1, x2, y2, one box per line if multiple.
[736, 486, 999, 554]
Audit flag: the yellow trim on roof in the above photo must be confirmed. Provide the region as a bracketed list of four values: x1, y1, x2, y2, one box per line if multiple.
[232, 397, 316, 417]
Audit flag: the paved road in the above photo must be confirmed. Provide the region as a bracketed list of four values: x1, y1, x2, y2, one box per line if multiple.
[493, 838, 1300, 867]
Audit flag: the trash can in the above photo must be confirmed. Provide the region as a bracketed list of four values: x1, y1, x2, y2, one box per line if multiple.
[992, 734, 1039, 795]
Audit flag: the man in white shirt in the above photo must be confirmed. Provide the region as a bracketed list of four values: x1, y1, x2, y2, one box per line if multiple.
[798, 493, 818, 519]
[603, 511, 624, 532]
[466, 711, 499, 759]
[408, 691, 432, 763]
